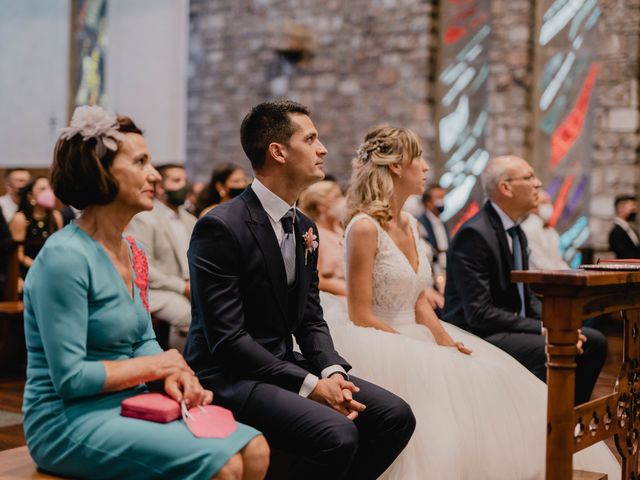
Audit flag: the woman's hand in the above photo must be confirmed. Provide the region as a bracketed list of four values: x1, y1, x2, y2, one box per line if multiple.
[164, 371, 213, 407]
[434, 332, 472, 355]
[152, 349, 194, 379]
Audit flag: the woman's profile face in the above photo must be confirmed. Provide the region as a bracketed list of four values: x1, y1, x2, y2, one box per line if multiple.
[399, 151, 429, 196]
[109, 133, 160, 213]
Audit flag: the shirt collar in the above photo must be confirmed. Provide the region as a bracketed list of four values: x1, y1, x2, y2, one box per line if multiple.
[251, 178, 296, 223]
[615, 216, 632, 230]
[490, 201, 517, 231]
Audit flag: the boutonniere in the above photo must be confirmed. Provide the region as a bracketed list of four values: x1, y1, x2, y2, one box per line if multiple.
[302, 227, 319, 265]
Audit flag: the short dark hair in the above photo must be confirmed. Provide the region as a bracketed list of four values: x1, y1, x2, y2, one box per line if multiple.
[240, 100, 310, 170]
[4, 168, 30, 184]
[615, 194, 636, 209]
[422, 185, 445, 204]
[156, 163, 185, 180]
[51, 115, 143, 209]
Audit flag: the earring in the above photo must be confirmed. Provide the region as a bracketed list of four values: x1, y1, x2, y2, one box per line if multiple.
[30, 199, 36, 206]
[219, 190, 226, 197]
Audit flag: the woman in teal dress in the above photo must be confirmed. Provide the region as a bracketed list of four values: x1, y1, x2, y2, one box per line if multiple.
[22, 105, 269, 480]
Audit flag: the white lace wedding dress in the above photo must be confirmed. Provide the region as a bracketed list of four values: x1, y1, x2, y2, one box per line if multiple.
[320, 213, 620, 480]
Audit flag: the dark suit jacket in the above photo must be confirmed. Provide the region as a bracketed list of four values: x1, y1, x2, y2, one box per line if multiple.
[608, 223, 640, 259]
[184, 188, 349, 410]
[442, 201, 542, 337]
[417, 212, 449, 252]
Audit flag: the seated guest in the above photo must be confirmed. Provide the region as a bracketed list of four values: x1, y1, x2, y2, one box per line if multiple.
[443, 155, 607, 404]
[185, 100, 415, 479]
[520, 190, 570, 269]
[608, 193, 640, 258]
[9, 176, 62, 281]
[22, 105, 268, 480]
[298, 180, 347, 296]
[126, 164, 196, 351]
[0, 205, 10, 294]
[0, 168, 31, 224]
[185, 181, 206, 216]
[417, 185, 449, 292]
[195, 163, 248, 217]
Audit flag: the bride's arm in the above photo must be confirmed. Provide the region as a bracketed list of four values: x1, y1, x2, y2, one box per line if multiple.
[415, 290, 472, 354]
[346, 219, 398, 334]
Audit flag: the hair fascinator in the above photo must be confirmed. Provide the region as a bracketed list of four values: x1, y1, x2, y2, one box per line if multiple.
[59, 105, 125, 157]
[356, 139, 391, 162]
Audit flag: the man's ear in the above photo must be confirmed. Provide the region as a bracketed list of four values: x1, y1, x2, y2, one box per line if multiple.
[498, 179, 513, 199]
[268, 142, 287, 165]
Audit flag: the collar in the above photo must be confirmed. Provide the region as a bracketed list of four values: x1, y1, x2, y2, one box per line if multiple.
[251, 178, 296, 223]
[615, 216, 633, 230]
[425, 209, 441, 224]
[490, 201, 517, 231]
[155, 199, 180, 219]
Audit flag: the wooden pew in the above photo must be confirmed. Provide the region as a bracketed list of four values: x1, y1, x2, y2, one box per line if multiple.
[513, 269, 640, 480]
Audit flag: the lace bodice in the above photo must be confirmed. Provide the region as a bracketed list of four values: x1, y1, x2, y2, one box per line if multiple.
[344, 213, 432, 326]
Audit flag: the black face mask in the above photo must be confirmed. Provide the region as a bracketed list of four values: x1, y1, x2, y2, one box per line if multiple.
[435, 205, 445, 215]
[628, 212, 637, 223]
[165, 185, 189, 207]
[227, 187, 245, 199]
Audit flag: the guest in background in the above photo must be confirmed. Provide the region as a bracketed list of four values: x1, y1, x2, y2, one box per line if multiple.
[608, 194, 640, 259]
[417, 185, 449, 293]
[195, 163, 248, 217]
[520, 190, 570, 270]
[299, 180, 347, 296]
[60, 204, 81, 226]
[0, 168, 31, 224]
[185, 181, 206, 216]
[126, 163, 197, 351]
[0, 205, 10, 295]
[444, 155, 607, 405]
[23, 105, 268, 480]
[9, 176, 62, 281]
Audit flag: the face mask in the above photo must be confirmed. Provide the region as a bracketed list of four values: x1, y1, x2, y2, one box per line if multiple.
[227, 187, 245, 199]
[328, 197, 347, 221]
[628, 212, 637, 223]
[165, 185, 189, 207]
[538, 204, 553, 223]
[434, 201, 445, 215]
[35, 189, 56, 209]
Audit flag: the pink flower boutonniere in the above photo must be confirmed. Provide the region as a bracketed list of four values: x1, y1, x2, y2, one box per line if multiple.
[302, 227, 319, 265]
[126, 236, 150, 312]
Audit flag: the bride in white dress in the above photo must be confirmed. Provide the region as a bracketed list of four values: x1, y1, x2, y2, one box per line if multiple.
[320, 125, 620, 479]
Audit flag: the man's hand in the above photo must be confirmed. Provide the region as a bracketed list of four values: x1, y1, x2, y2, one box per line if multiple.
[577, 329, 587, 355]
[309, 375, 366, 420]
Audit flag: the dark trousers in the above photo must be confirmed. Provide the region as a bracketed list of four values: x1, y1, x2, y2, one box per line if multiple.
[236, 376, 416, 480]
[485, 326, 607, 405]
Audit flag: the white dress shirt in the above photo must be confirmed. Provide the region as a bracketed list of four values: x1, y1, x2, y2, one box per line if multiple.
[0, 194, 17, 224]
[520, 213, 570, 270]
[251, 179, 347, 397]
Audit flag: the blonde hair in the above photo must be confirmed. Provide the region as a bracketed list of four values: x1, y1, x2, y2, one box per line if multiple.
[345, 125, 422, 228]
[298, 180, 338, 222]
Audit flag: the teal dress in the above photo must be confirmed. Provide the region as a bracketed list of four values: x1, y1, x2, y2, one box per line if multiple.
[22, 224, 260, 479]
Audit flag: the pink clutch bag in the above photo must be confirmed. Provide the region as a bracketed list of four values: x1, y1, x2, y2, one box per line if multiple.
[121, 393, 181, 423]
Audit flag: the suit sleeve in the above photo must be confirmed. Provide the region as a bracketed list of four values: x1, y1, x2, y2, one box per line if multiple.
[188, 215, 311, 392]
[450, 228, 542, 335]
[126, 215, 185, 294]
[294, 224, 351, 374]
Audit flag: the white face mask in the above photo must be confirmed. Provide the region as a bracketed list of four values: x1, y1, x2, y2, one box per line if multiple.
[538, 204, 553, 223]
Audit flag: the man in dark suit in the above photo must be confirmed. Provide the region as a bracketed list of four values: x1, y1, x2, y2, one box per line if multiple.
[184, 100, 415, 479]
[443, 155, 607, 405]
[608, 194, 640, 259]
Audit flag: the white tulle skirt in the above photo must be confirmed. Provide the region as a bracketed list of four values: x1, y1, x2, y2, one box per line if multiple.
[320, 293, 621, 480]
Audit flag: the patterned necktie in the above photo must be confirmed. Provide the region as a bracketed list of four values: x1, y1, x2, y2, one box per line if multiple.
[507, 225, 526, 317]
[280, 209, 296, 285]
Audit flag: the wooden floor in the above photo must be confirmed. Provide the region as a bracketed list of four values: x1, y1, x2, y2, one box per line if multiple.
[0, 319, 626, 460]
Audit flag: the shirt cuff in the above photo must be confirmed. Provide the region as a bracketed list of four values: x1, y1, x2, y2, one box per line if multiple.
[320, 365, 348, 380]
[298, 373, 319, 398]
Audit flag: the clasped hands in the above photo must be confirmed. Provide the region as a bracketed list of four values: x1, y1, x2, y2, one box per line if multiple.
[154, 349, 213, 407]
[309, 373, 366, 421]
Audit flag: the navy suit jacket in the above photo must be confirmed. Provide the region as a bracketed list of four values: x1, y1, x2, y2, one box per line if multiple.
[417, 212, 448, 252]
[442, 202, 542, 337]
[184, 188, 350, 410]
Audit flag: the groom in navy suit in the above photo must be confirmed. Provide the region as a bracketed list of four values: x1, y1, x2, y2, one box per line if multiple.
[184, 100, 415, 479]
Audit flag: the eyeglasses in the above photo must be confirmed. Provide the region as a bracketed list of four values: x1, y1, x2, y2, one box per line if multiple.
[504, 173, 537, 183]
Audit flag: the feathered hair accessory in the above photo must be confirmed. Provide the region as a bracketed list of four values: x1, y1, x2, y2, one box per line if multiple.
[59, 105, 125, 157]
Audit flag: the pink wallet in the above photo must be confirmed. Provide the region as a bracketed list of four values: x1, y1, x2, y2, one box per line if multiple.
[121, 393, 181, 423]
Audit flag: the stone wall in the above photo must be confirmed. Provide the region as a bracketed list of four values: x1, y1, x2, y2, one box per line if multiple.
[187, 0, 436, 182]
